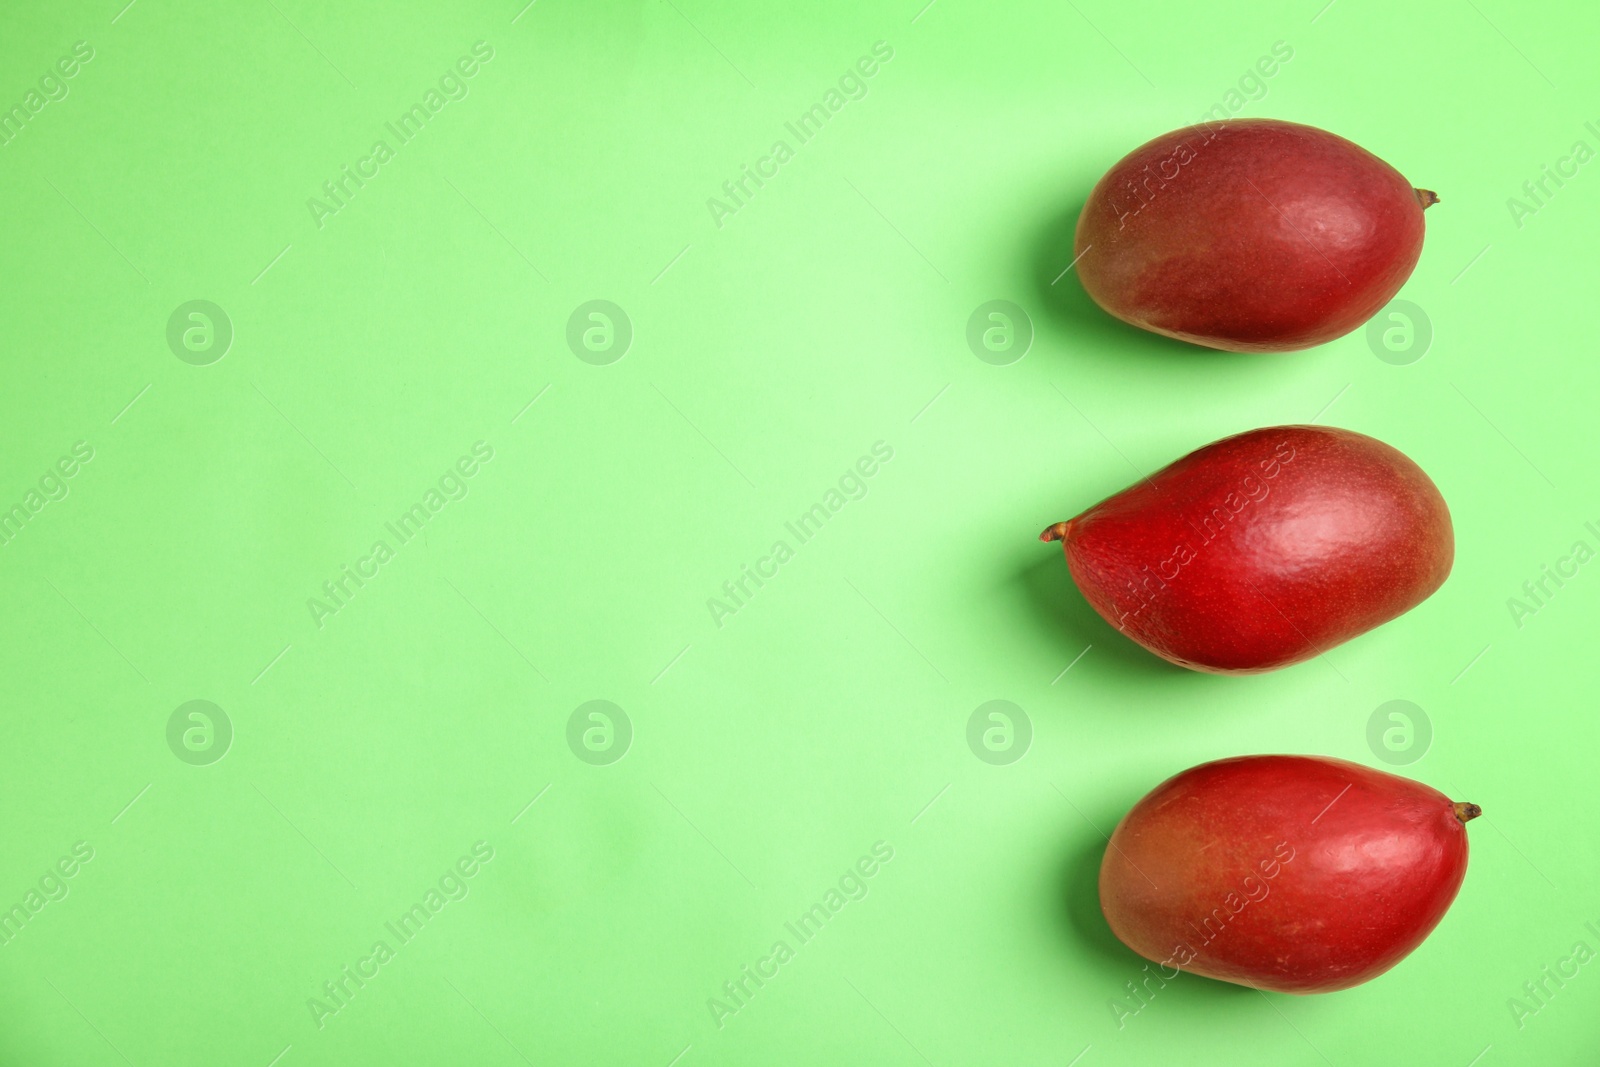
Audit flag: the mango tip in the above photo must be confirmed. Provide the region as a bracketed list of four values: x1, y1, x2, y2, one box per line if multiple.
[1040, 521, 1073, 543]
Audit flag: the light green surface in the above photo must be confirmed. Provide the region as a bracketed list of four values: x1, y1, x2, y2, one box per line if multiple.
[1, 1, 1596, 1064]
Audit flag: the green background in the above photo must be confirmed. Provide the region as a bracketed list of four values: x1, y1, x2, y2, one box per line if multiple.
[1, 0, 1595, 1063]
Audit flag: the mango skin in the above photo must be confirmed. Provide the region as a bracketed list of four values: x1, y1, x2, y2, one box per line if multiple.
[1099, 755, 1475, 994]
[1040, 425, 1453, 674]
[1074, 119, 1435, 352]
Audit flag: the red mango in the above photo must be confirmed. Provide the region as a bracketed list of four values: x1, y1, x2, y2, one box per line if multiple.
[1074, 119, 1436, 352]
[1040, 425, 1452, 674]
[1099, 755, 1478, 993]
